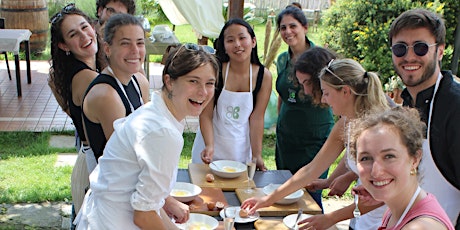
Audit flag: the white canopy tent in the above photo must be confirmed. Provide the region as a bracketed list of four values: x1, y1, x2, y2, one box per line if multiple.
[157, 0, 225, 39]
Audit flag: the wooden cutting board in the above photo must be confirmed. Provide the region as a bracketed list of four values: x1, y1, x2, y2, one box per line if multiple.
[187, 187, 228, 216]
[188, 163, 255, 191]
[235, 188, 322, 216]
[254, 219, 338, 230]
[254, 219, 287, 229]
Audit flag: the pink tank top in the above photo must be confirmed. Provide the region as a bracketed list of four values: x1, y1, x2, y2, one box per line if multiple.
[378, 193, 454, 230]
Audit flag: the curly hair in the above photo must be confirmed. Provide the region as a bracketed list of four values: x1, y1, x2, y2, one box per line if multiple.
[95, 0, 136, 18]
[49, 6, 100, 112]
[349, 107, 426, 163]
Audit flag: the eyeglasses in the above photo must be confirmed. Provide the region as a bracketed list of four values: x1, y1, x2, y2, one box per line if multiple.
[325, 59, 344, 83]
[391, 42, 437, 57]
[50, 3, 76, 24]
[170, 43, 215, 62]
[104, 6, 120, 15]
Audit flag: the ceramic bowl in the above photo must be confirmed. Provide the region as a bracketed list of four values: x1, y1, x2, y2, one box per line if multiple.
[209, 160, 246, 179]
[263, 183, 304, 205]
[176, 213, 218, 230]
[170, 182, 202, 203]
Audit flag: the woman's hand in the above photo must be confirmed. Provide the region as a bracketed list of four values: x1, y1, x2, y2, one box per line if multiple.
[164, 196, 190, 224]
[352, 185, 383, 207]
[254, 155, 267, 171]
[240, 196, 270, 215]
[305, 178, 330, 192]
[200, 146, 214, 164]
[327, 173, 355, 197]
[298, 213, 336, 230]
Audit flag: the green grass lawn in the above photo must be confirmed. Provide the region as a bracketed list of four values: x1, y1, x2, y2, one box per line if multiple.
[0, 131, 347, 203]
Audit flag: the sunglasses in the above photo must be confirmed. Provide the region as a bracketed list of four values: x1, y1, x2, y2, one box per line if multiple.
[325, 59, 344, 83]
[50, 3, 76, 24]
[170, 43, 215, 62]
[391, 42, 437, 57]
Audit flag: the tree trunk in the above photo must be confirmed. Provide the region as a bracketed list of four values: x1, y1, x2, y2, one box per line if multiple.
[228, 0, 244, 19]
[198, 36, 208, 45]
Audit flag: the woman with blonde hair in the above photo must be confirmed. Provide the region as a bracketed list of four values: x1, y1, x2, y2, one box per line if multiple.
[242, 58, 390, 229]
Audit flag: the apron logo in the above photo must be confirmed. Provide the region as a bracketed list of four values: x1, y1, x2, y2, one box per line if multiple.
[288, 88, 296, 103]
[226, 106, 240, 119]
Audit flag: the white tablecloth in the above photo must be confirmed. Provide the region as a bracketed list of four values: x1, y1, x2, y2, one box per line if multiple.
[0, 29, 32, 55]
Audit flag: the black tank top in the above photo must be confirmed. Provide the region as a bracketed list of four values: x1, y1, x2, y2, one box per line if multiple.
[68, 60, 93, 142]
[82, 74, 142, 162]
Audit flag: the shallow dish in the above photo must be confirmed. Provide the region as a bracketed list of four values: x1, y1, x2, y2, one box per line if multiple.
[170, 182, 202, 203]
[176, 213, 218, 230]
[283, 213, 313, 229]
[219, 206, 259, 223]
[263, 183, 304, 205]
[209, 160, 246, 179]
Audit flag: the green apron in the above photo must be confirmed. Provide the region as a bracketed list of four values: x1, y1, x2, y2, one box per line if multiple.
[275, 51, 334, 179]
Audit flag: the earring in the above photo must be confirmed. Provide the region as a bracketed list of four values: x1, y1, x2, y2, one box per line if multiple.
[410, 168, 417, 175]
[168, 91, 173, 99]
[66, 50, 70, 56]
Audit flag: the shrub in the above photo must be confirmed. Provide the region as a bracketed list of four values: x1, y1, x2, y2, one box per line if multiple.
[321, 0, 450, 83]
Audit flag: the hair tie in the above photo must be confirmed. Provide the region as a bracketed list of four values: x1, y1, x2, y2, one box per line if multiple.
[363, 71, 369, 84]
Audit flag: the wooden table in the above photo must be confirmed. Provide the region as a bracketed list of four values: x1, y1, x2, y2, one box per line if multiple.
[0, 29, 32, 97]
[177, 168, 323, 229]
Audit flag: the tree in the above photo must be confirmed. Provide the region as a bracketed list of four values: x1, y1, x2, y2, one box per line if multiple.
[321, 0, 459, 84]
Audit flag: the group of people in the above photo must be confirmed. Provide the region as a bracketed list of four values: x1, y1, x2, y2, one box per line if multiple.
[48, 0, 459, 229]
[241, 5, 459, 230]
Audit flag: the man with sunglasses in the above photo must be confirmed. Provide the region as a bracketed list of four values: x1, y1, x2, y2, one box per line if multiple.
[389, 9, 460, 228]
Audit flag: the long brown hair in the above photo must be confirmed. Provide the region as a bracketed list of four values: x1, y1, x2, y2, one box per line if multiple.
[49, 5, 101, 111]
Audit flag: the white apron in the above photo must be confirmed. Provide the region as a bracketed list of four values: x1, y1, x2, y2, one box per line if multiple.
[192, 62, 253, 163]
[419, 73, 460, 224]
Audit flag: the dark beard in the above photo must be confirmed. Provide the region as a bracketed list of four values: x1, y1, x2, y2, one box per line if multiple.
[394, 51, 438, 87]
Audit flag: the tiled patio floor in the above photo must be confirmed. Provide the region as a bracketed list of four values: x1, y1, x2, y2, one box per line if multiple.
[0, 60, 198, 132]
[0, 60, 72, 132]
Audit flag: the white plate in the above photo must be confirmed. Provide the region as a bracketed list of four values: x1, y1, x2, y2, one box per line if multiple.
[219, 206, 259, 223]
[283, 213, 313, 229]
[175, 213, 219, 230]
